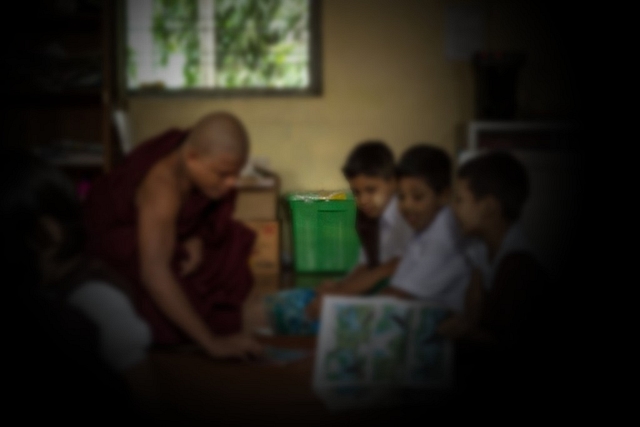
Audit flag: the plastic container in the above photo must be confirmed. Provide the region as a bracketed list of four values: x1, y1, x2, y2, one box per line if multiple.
[287, 190, 360, 273]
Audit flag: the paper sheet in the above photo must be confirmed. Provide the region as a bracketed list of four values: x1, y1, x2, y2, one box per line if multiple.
[312, 296, 454, 410]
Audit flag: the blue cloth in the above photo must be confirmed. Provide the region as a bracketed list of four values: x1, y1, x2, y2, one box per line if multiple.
[265, 288, 320, 335]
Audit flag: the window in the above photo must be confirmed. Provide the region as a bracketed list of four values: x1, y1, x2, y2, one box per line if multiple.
[119, 0, 321, 96]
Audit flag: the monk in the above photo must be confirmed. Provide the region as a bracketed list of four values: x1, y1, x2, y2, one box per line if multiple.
[83, 111, 263, 360]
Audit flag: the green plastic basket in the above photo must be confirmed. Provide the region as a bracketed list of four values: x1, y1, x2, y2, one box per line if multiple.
[287, 190, 360, 273]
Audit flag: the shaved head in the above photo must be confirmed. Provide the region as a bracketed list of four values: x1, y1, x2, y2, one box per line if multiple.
[185, 112, 249, 158]
[181, 112, 250, 199]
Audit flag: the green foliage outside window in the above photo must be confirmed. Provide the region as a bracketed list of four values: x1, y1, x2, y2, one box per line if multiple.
[127, 0, 311, 90]
[151, 0, 199, 86]
[215, 0, 308, 88]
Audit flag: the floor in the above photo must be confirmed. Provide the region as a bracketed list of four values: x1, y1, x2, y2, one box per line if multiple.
[139, 269, 468, 424]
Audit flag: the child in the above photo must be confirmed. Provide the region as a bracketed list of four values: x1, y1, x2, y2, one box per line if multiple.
[439, 150, 547, 343]
[305, 140, 414, 317]
[252, 140, 412, 335]
[438, 150, 550, 402]
[0, 147, 154, 420]
[380, 144, 471, 313]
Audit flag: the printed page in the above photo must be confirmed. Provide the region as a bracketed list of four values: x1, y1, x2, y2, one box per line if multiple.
[313, 296, 453, 393]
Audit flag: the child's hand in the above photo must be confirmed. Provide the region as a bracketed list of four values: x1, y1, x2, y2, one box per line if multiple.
[180, 236, 203, 277]
[436, 313, 470, 340]
[305, 295, 323, 320]
[205, 333, 265, 361]
[307, 280, 344, 320]
[316, 279, 341, 294]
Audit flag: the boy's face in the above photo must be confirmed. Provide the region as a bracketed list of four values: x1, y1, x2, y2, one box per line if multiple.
[452, 178, 487, 236]
[186, 149, 245, 199]
[348, 175, 396, 218]
[397, 177, 448, 232]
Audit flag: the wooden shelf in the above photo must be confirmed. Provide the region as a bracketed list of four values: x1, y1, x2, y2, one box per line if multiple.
[465, 120, 579, 151]
[32, 13, 102, 34]
[1, 0, 117, 176]
[11, 1, 103, 34]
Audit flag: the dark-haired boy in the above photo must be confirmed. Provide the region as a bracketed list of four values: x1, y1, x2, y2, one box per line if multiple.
[246, 141, 412, 335]
[381, 144, 471, 313]
[439, 149, 547, 345]
[305, 140, 413, 319]
[438, 150, 550, 401]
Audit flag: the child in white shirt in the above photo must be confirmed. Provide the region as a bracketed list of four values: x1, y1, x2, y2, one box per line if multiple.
[249, 141, 413, 335]
[305, 140, 413, 319]
[382, 144, 471, 313]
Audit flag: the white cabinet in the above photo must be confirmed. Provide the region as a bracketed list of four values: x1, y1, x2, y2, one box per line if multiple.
[465, 120, 578, 151]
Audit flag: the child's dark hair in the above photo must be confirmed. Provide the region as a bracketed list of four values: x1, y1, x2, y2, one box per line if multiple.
[457, 150, 530, 222]
[395, 144, 451, 194]
[342, 140, 395, 180]
[0, 147, 85, 289]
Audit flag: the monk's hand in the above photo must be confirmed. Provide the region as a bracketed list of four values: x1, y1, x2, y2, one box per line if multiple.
[180, 236, 203, 277]
[206, 334, 265, 361]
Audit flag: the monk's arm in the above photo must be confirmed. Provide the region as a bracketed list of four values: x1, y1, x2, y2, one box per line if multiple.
[136, 184, 261, 359]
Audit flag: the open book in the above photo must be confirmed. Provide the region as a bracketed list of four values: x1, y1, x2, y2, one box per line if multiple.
[312, 296, 454, 410]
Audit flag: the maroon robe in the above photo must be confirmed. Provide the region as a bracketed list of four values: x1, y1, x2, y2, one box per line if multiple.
[83, 129, 256, 344]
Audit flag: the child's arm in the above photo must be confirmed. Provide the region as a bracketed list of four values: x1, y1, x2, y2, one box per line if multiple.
[335, 258, 399, 295]
[378, 285, 416, 299]
[306, 258, 401, 319]
[437, 269, 496, 344]
[315, 245, 370, 292]
[314, 264, 367, 293]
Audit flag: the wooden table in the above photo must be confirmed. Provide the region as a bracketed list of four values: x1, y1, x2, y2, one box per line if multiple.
[143, 335, 457, 425]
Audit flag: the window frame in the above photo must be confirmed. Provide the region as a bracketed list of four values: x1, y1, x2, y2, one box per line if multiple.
[114, 0, 322, 99]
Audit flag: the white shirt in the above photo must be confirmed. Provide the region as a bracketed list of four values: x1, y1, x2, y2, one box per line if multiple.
[390, 206, 471, 312]
[465, 222, 533, 291]
[357, 196, 413, 266]
[67, 281, 152, 372]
